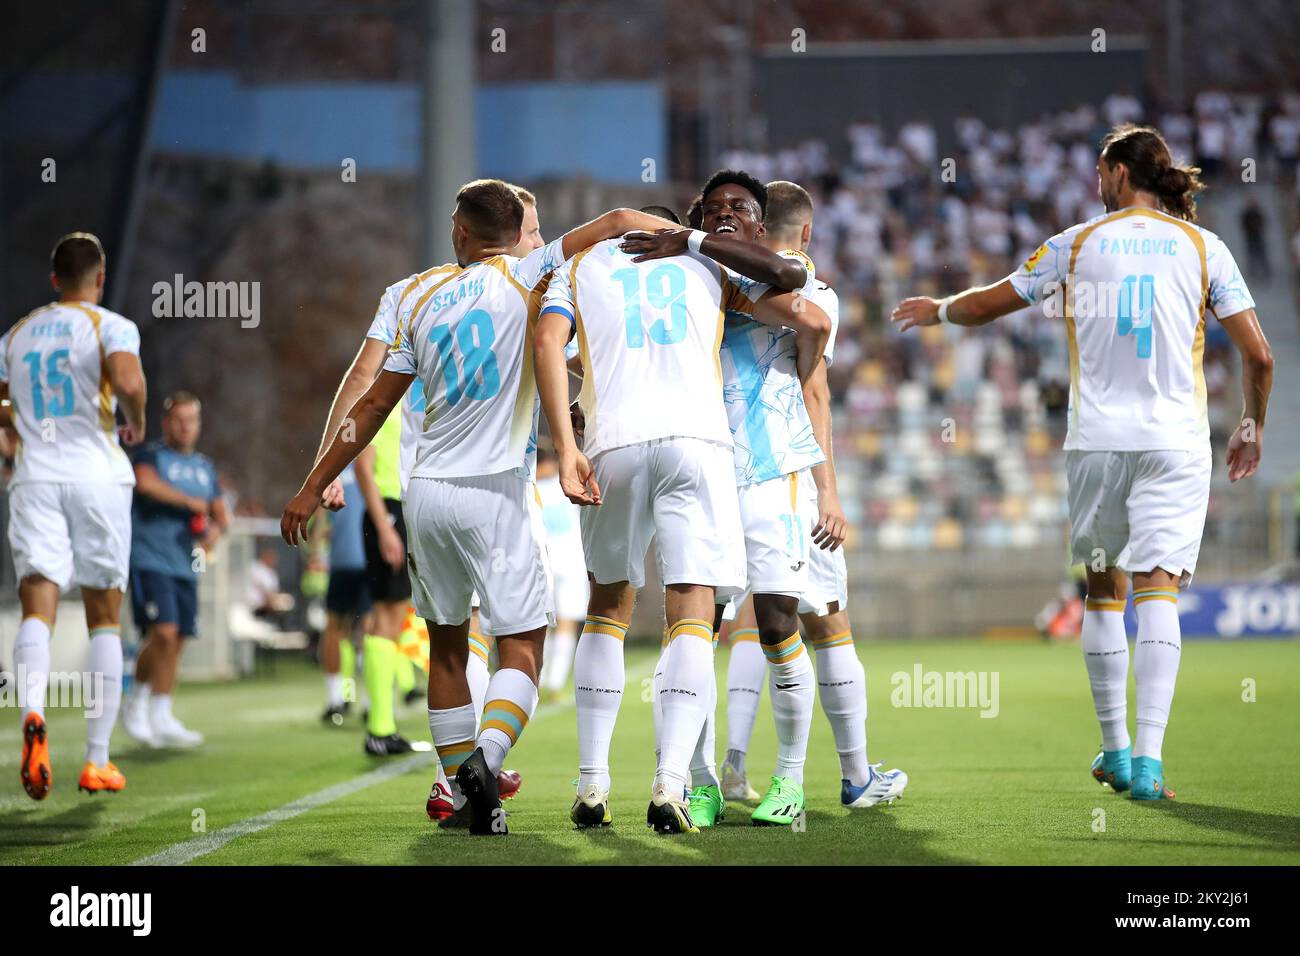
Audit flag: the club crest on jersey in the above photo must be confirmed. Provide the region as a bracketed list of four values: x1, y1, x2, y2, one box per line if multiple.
[1021, 243, 1048, 273]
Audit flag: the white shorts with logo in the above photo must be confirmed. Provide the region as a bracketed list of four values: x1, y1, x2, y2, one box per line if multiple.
[716, 468, 818, 617]
[1065, 447, 1212, 588]
[404, 470, 554, 636]
[582, 437, 744, 591]
[7, 482, 133, 591]
[798, 539, 849, 617]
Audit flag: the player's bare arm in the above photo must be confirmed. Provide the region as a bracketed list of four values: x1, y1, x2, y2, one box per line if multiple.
[134, 462, 207, 514]
[559, 208, 680, 262]
[282, 369, 412, 546]
[1220, 308, 1274, 482]
[315, 336, 389, 510]
[801, 358, 847, 550]
[619, 231, 807, 291]
[750, 289, 831, 383]
[535, 310, 600, 506]
[105, 350, 147, 446]
[890, 277, 1027, 331]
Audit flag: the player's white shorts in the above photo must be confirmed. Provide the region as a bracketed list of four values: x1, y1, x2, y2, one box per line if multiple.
[798, 539, 849, 616]
[737, 468, 817, 597]
[582, 437, 744, 591]
[1066, 447, 1212, 587]
[404, 470, 554, 636]
[7, 482, 133, 592]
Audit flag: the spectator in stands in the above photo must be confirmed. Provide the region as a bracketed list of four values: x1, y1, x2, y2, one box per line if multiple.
[1240, 199, 1271, 281]
[121, 391, 228, 749]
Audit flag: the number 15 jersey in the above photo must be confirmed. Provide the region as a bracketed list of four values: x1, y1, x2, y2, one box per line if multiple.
[0, 301, 140, 486]
[540, 240, 770, 460]
[383, 238, 565, 479]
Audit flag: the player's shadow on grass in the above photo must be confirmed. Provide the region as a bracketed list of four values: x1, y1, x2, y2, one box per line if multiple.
[1143, 799, 1300, 851]
[0, 799, 109, 847]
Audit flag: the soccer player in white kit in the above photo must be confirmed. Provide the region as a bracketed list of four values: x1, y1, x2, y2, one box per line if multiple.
[708, 181, 909, 811]
[311, 185, 544, 816]
[535, 217, 829, 833]
[282, 180, 676, 834]
[892, 125, 1273, 801]
[1, 233, 147, 800]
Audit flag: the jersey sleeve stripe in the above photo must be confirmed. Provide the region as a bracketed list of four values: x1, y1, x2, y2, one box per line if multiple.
[67, 303, 116, 433]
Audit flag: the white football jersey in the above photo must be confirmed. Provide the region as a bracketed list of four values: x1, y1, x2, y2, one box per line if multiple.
[1011, 206, 1254, 451]
[383, 238, 565, 479]
[0, 301, 139, 486]
[540, 239, 767, 460]
[718, 249, 826, 486]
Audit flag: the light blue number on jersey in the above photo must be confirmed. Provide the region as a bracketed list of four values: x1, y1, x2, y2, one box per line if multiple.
[406, 376, 427, 413]
[1117, 274, 1154, 359]
[612, 264, 688, 348]
[22, 348, 74, 418]
[427, 309, 500, 406]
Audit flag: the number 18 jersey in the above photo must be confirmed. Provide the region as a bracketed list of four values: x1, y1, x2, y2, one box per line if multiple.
[383, 238, 565, 479]
[540, 239, 769, 460]
[1011, 207, 1253, 452]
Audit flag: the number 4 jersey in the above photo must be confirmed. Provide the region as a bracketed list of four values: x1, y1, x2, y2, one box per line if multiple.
[0, 301, 140, 486]
[383, 238, 565, 479]
[1011, 206, 1254, 452]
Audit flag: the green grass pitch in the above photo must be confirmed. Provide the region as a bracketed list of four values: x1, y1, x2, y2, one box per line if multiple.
[1, 638, 1297, 865]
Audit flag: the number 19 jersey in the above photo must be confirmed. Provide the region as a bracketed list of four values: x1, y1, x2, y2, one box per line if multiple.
[1011, 207, 1253, 452]
[383, 238, 565, 479]
[539, 239, 769, 460]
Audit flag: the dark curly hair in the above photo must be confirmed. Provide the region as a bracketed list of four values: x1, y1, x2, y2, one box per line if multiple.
[699, 169, 767, 219]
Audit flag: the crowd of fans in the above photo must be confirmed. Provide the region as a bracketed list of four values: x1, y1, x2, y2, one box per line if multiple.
[719, 91, 1300, 551]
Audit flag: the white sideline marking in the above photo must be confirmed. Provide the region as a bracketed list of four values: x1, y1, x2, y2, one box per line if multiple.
[131, 752, 436, 865]
[131, 658, 655, 866]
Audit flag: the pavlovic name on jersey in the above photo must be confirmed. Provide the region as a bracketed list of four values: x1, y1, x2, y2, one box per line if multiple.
[1010, 207, 1253, 452]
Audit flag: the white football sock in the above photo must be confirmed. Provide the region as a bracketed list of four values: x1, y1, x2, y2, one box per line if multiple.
[85, 627, 123, 767]
[150, 692, 174, 727]
[466, 631, 492, 727]
[477, 668, 538, 775]
[764, 633, 814, 785]
[429, 703, 477, 808]
[654, 619, 715, 795]
[690, 661, 720, 789]
[540, 619, 579, 692]
[1133, 588, 1182, 761]
[13, 615, 51, 719]
[1082, 599, 1131, 751]
[574, 616, 627, 792]
[651, 634, 669, 764]
[810, 630, 870, 786]
[325, 673, 343, 707]
[725, 629, 764, 762]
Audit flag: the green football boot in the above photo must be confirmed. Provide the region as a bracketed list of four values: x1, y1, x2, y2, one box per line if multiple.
[751, 776, 805, 827]
[688, 784, 725, 828]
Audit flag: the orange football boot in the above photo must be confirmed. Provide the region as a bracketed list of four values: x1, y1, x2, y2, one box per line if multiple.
[78, 761, 126, 794]
[20, 712, 51, 800]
